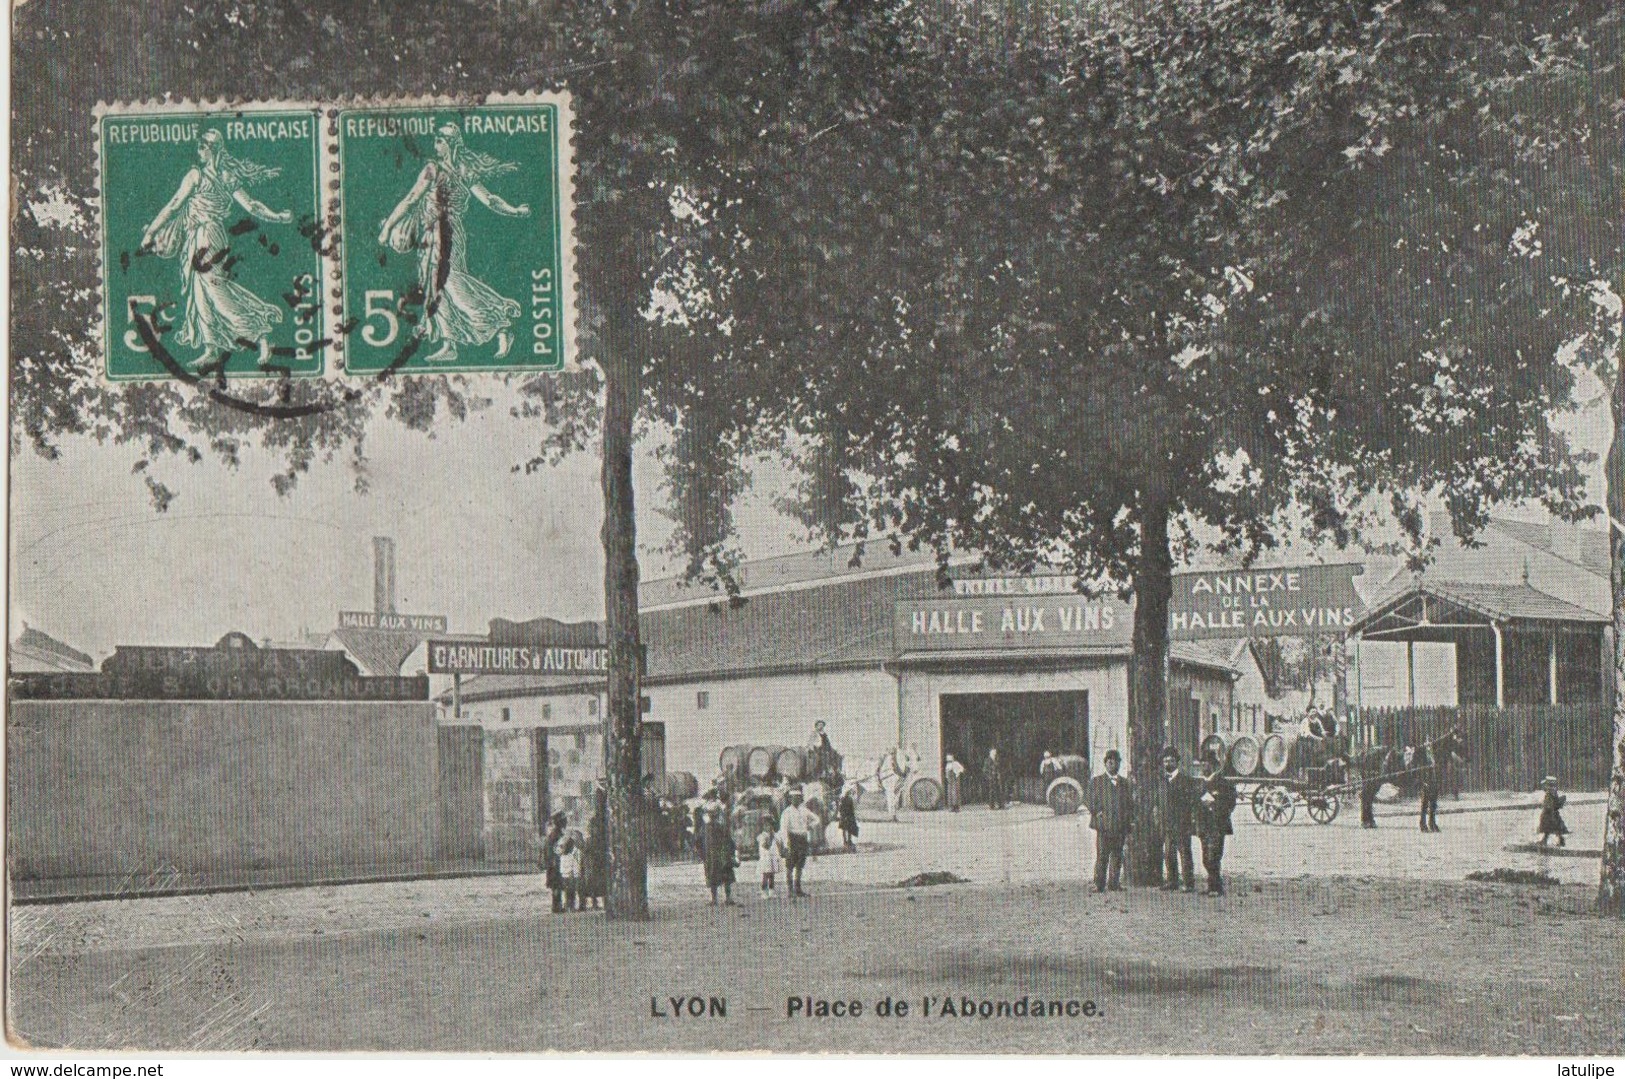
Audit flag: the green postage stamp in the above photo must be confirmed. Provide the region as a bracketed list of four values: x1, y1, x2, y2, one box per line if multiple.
[96, 103, 325, 382]
[93, 94, 576, 381]
[336, 96, 575, 376]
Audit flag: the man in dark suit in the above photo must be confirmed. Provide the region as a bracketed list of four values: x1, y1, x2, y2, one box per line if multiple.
[1151, 746, 1198, 892]
[1195, 751, 1238, 896]
[1084, 749, 1134, 892]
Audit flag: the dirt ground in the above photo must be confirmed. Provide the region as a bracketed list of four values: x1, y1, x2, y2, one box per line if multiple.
[7, 792, 1620, 1053]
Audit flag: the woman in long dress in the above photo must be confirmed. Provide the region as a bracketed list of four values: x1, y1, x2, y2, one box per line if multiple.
[377, 124, 530, 363]
[141, 130, 293, 367]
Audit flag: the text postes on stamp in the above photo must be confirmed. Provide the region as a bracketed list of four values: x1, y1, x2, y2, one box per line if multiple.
[97, 105, 325, 382]
[336, 97, 574, 375]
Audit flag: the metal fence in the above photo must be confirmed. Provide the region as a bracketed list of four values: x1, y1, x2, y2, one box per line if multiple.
[1350, 703, 1613, 792]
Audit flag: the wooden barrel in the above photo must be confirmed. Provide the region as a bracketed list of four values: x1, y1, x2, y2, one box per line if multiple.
[719, 744, 751, 777]
[1229, 734, 1263, 776]
[1260, 731, 1299, 776]
[1045, 776, 1084, 816]
[1201, 733, 1231, 768]
[746, 745, 781, 782]
[661, 771, 699, 801]
[774, 746, 807, 781]
[908, 776, 943, 811]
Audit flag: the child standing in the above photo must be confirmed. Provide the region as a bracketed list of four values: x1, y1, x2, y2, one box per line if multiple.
[542, 812, 567, 914]
[757, 825, 783, 898]
[558, 830, 584, 911]
[1537, 776, 1569, 848]
[837, 785, 860, 851]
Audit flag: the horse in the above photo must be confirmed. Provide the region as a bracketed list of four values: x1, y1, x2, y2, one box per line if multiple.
[848, 749, 914, 819]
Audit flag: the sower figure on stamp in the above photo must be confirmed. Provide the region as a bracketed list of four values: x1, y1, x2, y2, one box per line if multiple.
[377, 124, 530, 364]
[1195, 752, 1238, 896]
[1152, 746, 1198, 892]
[1084, 749, 1134, 893]
[141, 129, 293, 369]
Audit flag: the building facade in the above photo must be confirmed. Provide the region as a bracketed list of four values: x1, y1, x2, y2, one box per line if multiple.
[441, 547, 1242, 825]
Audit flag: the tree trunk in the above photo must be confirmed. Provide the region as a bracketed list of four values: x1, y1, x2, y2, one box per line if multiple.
[1128, 489, 1174, 886]
[1598, 356, 1624, 917]
[601, 343, 650, 920]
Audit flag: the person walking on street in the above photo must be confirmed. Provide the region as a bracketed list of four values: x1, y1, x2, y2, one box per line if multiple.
[779, 787, 821, 897]
[944, 754, 966, 812]
[1152, 746, 1198, 892]
[1537, 776, 1569, 848]
[1195, 752, 1238, 896]
[1084, 749, 1134, 892]
[985, 746, 1007, 810]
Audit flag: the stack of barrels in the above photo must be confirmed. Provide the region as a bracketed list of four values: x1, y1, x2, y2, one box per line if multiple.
[1201, 732, 1263, 777]
[720, 744, 815, 786]
[1201, 730, 1301, 776]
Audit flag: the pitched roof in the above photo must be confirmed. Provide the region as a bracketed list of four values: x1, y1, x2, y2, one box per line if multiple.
[1352, 580, 1608, 635]
[1486, 519, 1610, 578]
[443, 566, 1243, 704]
[9, 626, 95, 671]
[325, 627, 433, 677]
[1170, 640, 1247, 676]
[639, 542, 949, 610]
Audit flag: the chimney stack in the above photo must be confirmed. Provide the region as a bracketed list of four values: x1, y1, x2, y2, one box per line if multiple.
[373, 536, 397, 615]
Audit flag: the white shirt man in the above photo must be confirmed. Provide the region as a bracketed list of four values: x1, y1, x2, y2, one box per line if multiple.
[778, 793, 820, 898]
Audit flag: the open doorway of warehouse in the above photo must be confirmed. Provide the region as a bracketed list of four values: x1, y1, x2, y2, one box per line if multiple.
[939, 691, 1089, 803]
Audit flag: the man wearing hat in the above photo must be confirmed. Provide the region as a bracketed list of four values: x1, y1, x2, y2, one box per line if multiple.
[1151, 746, 1199, 892]
[943, 753, 967, 812]
[777, 786, 821, 897]
[1195, 751, 1238, 896]
[1084, 749, 1134, 892]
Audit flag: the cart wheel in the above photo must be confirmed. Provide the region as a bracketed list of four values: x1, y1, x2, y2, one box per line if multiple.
[1306, 791, 1339, 825]
[1250, 786, 1270, 823]
[1257, 785, 1295, 826]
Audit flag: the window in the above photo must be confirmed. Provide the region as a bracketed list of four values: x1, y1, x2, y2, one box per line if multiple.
[542, 703, 552, 720]
[588, 697, 599, 716]
[696, 690, 710, 710]
[500, 707, 511, 723]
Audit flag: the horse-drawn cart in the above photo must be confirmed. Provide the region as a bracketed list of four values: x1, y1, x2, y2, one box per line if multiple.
[1202, 730, 1353, 826]
[1203, 726, 1448, 827]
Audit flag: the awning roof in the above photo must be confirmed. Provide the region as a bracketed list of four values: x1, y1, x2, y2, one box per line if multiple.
[1351, 580, 1607, 640]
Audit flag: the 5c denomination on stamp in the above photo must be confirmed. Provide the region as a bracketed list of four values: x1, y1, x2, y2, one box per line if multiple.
[96, 103, 326, 382]
[335, 94, 576, 375]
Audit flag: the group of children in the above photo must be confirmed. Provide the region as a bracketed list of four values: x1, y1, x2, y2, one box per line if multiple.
[542, 805, 608, 913]
[695, 784, 858, 905]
